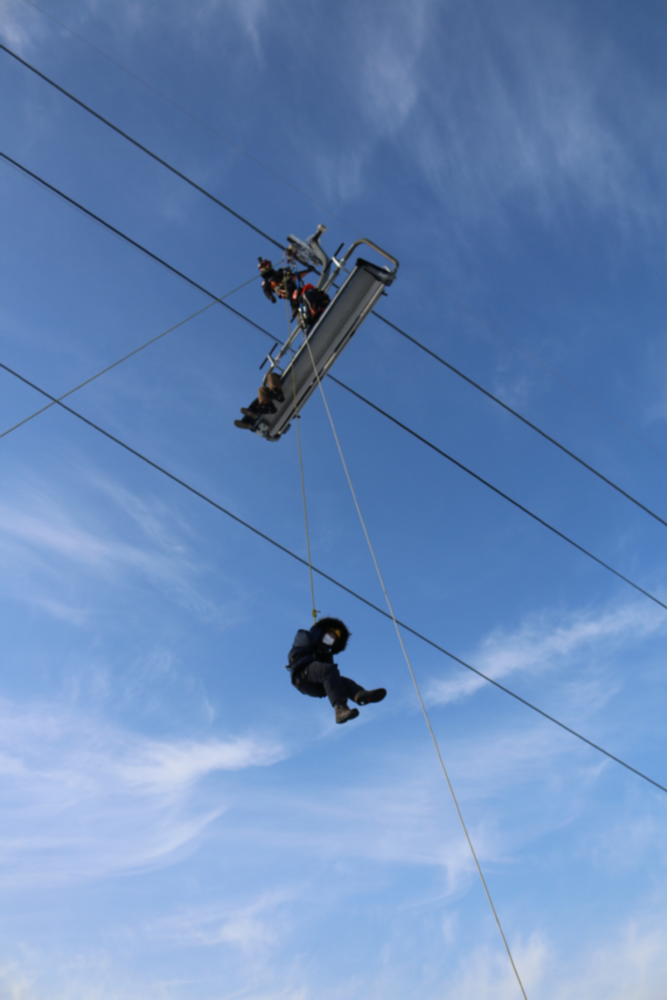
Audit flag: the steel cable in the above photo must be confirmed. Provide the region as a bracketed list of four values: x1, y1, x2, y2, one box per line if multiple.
[4, 35, 665, 468]
[2, 150, 666, 619]
[0, 274, 258, 439]
[0, 43, 283, 251]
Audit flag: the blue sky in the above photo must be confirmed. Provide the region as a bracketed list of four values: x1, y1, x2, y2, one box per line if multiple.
[2, 0, 667, 996]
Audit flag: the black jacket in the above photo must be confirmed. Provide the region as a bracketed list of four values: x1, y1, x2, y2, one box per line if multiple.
[261, 267, 299, 304]
[286, 617, 350, 685]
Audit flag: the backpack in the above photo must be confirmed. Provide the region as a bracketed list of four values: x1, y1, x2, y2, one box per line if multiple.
[287, 628, 315, 667]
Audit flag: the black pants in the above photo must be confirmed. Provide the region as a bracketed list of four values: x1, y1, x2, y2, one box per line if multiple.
[296, 661, 363, 706]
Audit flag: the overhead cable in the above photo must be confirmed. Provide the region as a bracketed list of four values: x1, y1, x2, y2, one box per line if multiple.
[2, 358, 667, 799]
[3, 150, 666, 617]
[0, 274, 258, 439]
[5, 32, 665, 466]
[372, 313, 667, 531]
[0, 42, 283, 251]
[15, 0, 322, 222]
[327, 376, 667, 615]
[3, 40, 664, 523]
[0, 151, 272, 343]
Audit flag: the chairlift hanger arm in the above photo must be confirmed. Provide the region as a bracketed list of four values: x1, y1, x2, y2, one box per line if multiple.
[338, 238, 399, 274]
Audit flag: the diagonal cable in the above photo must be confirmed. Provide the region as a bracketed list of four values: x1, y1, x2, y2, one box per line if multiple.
[3, 151, 666, 617]
[0, 42, 283, 251]
[0, 274, 257, 438]
[2, 358, 667, 800]
[2, 102, 665, 533]
[372, 311, 667, 530]
[326, 376, 667, 615]
[0, 151, 273, 343]
[4, 33, 666, 469]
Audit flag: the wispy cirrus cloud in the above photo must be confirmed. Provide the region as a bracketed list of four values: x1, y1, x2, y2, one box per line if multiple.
[553, 921, 667, 1000]
[353, 0, 431, 137]
[407, 2, 667, 231]
[305, 0, 667, 233]
[0, 698, 284, 885]
[427, 599, 665, 707]
[0, 0, 43, 52]
[0, 468, 238, 624]
[152, 888, 296, 952]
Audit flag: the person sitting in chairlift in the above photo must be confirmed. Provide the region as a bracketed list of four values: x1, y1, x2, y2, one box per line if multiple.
[258, 259, 307, 317]
[258, 259, 330, 328]
[286, 617, 386, 724]
[234, 370, 284, 431]
[297, 284, 330, 329]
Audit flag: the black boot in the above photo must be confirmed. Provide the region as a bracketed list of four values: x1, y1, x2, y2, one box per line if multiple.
[234, 417, 255, 430]
[354, 688, 387, 706]
[334, 702, 359, 724]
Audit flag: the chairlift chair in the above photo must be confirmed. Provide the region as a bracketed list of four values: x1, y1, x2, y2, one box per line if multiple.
[245, 227, 398, 441]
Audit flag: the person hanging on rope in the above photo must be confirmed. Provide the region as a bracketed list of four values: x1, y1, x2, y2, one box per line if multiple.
[286, 617, 386, 724]
[234, 370, 285, 430]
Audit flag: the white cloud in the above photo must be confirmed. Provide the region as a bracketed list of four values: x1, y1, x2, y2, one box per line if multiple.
[442, 933, 549, 1000]
[227, 0, 270, 59]
[427, 600, 665, 707]
[393, 1, 666, 234]
[118, 734, 284, 791]
[550, 917, 667, 1000]
[354, 2, 431, 137]
[0, 472, 235, 624]
[0, 699, 284, 885]
[0, 0, 42, 52]
[221, 720, 594, 898]
[3, 912, 667, 1000]
[152, 889, 295, 952]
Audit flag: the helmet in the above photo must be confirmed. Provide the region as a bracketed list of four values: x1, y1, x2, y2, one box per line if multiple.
[258, 258, 273, 274]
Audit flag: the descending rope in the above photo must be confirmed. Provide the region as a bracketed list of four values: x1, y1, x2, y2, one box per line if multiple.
[283, 273, 317, 623]
[0, 274, 257, 439]
[300, 332, 527, 999]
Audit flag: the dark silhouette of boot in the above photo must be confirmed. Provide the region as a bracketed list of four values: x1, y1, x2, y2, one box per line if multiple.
[334, 702, 359, 724]
[234, 418, 255, 430]
[354, 688, 387, 706]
